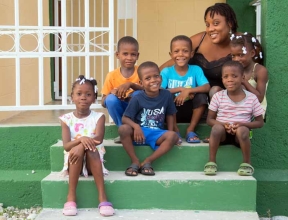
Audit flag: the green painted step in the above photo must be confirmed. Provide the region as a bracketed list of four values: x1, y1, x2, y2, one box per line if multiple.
[50, 140, 243, 172]
[41, 171, 256, 211]
[36, 209, 260, 220]
[0, 170, 50, 208]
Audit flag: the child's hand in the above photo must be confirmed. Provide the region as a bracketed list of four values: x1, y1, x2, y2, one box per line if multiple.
[80, 137, 99, 152]
[116, 83, 131, 99]
[224, 123, 232, 134]
[230, 123, 241, 135]
[69, 144, 84, 165]
[133, 127, 145, 144]
[174, 89, 191, 106]
[110, 88, 118, 95]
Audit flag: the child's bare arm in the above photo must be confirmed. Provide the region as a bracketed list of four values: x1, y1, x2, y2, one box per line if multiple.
[242, 65, 268, 102]
[61, 121, 83, 152]
[122, 115, 144, 143]
[93, 114, 105, 144]
[206, 110, 225, 127]
[233, 115, 264, 130]
[165, 114, 174, 131]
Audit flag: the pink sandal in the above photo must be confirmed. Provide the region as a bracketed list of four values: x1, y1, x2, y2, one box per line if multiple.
[63, 201, 77, 216]
[98, 201, 115, 217]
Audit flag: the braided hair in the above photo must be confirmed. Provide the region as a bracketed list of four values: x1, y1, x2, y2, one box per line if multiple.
[230, 32, 263, 64]
[204, 3, 238, 33]
[71, 75, 98, 98]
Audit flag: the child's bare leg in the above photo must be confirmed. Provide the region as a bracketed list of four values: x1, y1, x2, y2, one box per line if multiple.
[142, 131, 178, 165]
[235, 126, 251, 164]
[118, 124, 140, 174]
[67, 145, 84, 202]
[173, 114, 179, 132]
[86, 150, 107, 203]
[209, 124, 226, 162]
[187, 104, 206, 133]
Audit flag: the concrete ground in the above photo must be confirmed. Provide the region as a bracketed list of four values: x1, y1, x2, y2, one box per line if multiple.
[36, 209, 260, 220]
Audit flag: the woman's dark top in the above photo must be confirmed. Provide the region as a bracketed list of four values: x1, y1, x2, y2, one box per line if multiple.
[188, 33, 231, 89]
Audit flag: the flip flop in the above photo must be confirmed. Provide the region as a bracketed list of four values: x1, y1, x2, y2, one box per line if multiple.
[125, 163, 139, 176]
[98, 201, 115, 217]
[238, 163, 254, 176]
[176, 132, 182, 145]
[202, 137, 210, 143]
[139, 163, 155, 176]
[204, 162, 217, 175]
[63, 201, 77, 216]
[186, 131, 201, 143]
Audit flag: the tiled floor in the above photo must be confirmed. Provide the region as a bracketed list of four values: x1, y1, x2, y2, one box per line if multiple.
[0, 101, 111, 125]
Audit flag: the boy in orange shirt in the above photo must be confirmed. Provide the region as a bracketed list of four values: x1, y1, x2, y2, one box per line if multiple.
[101, 36, 143, 143]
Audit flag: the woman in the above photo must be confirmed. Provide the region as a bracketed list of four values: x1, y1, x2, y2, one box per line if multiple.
[160, 3, 239, 99]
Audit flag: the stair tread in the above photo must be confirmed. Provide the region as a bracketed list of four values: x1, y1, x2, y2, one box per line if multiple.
[43, 171, 255, 181]
[36, 209, 259, 220]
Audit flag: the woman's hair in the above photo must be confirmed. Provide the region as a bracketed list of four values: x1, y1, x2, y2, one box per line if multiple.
[230, 32, 263, 64]
[204, 3, 238, 33]
[71, 75, 98, 98]
[170, 35, 192, 51]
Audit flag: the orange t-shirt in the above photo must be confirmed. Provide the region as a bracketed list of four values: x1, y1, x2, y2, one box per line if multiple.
[101, 66, 140, 98]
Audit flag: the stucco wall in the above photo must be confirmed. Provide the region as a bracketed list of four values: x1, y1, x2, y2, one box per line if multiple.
[137, 0, 225, 66]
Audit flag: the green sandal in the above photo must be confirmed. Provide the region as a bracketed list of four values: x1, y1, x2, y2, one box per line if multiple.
[204, 162, 217, 175]
[237, 163, 254, 176]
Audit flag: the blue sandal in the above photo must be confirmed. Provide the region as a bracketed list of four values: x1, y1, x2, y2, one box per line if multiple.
[186, 132, 201, 143]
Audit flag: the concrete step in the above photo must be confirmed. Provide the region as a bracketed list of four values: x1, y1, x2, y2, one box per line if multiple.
[41, 171, 256, 211]
[0, 170, 50, 208]
[50, 140, 243, 172]
[36, 208, 260, 220]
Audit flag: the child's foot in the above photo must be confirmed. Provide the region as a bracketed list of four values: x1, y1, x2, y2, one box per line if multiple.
[237, 163, 254, 176]
[125, 163, 139, 176]
[176, 132, 182, 145]
[98, 202, 115, 216]
[204, 162, 217, 175]
[139, 162, 155, 176]
[63, 201, 77, 216]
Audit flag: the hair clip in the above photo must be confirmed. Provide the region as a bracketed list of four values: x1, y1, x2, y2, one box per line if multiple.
[236, 36, 242, 39]
[79, 78, 85, 85]
[254, 46, 257, 49]
[75, 78, 81, 81]
[242, 46, 247, 54]
[259, 52, 263, 59]
[251, 37, 257, 43]
[230, 34, 235, 41]
[254, 56, 258, 59]
[244, 32, 248, 35]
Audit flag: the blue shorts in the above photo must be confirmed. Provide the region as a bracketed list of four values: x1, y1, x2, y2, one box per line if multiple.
[133, 127, 168, 150]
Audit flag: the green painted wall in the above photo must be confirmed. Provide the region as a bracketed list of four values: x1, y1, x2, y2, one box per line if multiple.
[253, 0, 288, 217]
[227, 0, 256, 35]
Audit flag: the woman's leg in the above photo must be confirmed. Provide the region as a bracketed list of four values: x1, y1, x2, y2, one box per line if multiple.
[209, 86, 223, 100]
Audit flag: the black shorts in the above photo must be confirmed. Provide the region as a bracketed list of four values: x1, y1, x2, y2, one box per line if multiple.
[221, 132, 240, 148]
[176, 93, 208, 123]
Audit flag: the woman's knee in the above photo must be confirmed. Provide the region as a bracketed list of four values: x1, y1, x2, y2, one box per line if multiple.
[209, 86, 223, 99]
[211, 124, 225, 137]
[235, 126, 250, 141]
